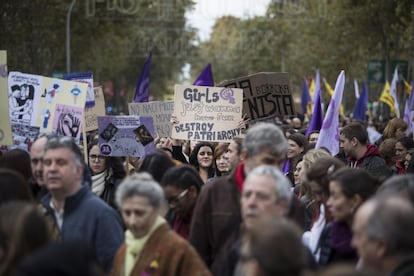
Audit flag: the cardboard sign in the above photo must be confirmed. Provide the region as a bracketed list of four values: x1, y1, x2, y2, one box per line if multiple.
[171, 84, 243, 142]
[84, 87, 106, 132]
[128, 100, 173, 137]
[218, 72, 295, 122]
[97, 115, 155, 157]
[0, 51, 13, 145]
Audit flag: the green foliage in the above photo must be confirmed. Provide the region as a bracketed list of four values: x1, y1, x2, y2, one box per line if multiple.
[194, 0, 413, 114]
[0, 0, 195, 111]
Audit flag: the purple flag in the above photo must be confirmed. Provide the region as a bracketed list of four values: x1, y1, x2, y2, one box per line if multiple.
[282, 160, 290, 175]
[315, 70, 345, 156]
[193, 64, 214, 86]
[404, 83, 414, 136]
[306, 70, 323, 137]
[352, 81, 368, 122]
[134, 52, 152, 103]
[301, 78, 311, 114]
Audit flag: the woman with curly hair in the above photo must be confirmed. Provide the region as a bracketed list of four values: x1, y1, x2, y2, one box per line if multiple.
[189, 142, 215, 183]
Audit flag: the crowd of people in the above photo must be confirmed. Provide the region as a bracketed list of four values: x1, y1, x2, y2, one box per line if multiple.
[1, 114, 414, 276]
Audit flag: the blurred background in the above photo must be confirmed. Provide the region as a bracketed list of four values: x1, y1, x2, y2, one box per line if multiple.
[1, 0, 413, 115]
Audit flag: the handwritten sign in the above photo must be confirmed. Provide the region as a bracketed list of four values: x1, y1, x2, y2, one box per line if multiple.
[84, 87, 106, 132]
[128, 100, 173, 137]
[218, 72, 295, 122]
[97, 115, 155, 157]
[171, 84, 243, 142]
[0, 51, 13, 145]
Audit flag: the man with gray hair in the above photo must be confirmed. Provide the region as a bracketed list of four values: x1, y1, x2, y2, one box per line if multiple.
[226, 165, 313, 276]
[352, 195, 414, 275]
[39, 136, 124, 272]
[240, 165, 292, 232]
[189, 123, 305, 275]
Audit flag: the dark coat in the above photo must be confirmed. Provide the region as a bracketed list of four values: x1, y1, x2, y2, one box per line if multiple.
[40, 185, 124, 272]
[390, 259, 414, 276]
[100, 172, 123, 209]
[189, 170, 242, 276]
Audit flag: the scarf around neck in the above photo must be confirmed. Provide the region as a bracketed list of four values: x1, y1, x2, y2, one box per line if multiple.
[91, 169, 111, 196]
[125, 216, 166, 275]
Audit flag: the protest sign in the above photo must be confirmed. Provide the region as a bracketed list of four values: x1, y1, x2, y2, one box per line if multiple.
[128, 100, 173, 137]
[64, 72, 95, 107]
[52, 104, 84, 141]
[171, 84, 243, 142]
[85, 87, 106, 132]
[8, 72, 88, 147]
[218, 72, 295, 122]
[97, 115, 155, 157]
[0, 51, 13, 145]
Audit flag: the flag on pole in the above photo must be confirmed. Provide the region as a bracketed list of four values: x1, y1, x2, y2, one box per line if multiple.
[309, 77, 315, 100]
[404, 83, 414, 136]
[404, 80, 412, 96]
[352, 82, 368, 122]
[379, 82, 396, 115]
[306, 70, 323, 137]
[389, 67, 400, 117]
[134, 52, 152, 103]
[193, 63, 214, 86]
[315, 70, 345, 156]
[324, 78, 345, 117]
[301, 78, 312, 115]
[354, 79, 359, 99]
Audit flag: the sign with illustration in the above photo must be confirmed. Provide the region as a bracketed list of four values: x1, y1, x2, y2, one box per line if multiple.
[52, 104, 84, 141]
[218, 72, 295, 122]
[84, 87, 106, 132]
[0, 51, 13, 145]
[171, 84, 243, 142]
[64, 72, 95, 107]
[128, 100, 173, 137]
[97, 115, 155, 157]
[7, 72, 88, 147]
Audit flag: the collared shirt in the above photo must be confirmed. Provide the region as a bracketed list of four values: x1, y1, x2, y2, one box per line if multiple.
[49, 200, 64, 230]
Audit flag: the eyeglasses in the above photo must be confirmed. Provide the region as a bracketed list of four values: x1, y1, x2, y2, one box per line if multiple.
[89, 154, 105, 161]
[167, 189, 188, 206]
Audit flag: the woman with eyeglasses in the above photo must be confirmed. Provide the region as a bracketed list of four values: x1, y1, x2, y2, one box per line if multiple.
[111, 172, 211, 276]
[161, 165, 203, 240]
[87, 139, 126, 209]
[189, 142, 215, 183]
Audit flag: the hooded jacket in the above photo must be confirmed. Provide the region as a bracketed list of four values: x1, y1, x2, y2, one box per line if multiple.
[348, 144, 391, 180]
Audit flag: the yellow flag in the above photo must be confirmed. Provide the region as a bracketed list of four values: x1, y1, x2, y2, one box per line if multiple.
[404, 80, 412, 96]
[307, 78, 315, 116]
[309, 78, 315, 98]
[324, 78, 345, 117]
[379, 81, 397, 115]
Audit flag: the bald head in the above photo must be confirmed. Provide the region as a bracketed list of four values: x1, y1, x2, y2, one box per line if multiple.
[30, 136, 48, 185]
[352, 196, 414, 272]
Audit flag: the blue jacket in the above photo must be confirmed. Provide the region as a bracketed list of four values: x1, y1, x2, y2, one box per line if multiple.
[41, 185, 124, 272]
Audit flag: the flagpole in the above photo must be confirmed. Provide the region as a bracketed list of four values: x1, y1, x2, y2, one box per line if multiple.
[66, 0, 76, 74]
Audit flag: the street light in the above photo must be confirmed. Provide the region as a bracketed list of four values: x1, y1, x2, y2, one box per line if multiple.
[66, 0, 77, 74]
